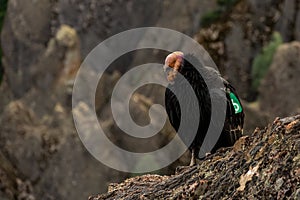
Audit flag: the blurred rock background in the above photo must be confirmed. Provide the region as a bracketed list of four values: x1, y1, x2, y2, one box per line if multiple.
[0, 0, 299, 199]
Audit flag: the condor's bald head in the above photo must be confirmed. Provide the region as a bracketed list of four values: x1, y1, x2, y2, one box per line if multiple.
[163, 51, 184, 83]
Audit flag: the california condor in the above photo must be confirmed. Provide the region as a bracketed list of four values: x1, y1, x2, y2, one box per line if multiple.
[164, 51, 244, 165]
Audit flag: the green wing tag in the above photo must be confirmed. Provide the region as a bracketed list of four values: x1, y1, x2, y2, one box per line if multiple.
[229, 92, 243, 114]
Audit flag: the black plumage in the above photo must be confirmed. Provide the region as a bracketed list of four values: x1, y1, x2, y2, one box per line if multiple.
[164, 53, 244, 165]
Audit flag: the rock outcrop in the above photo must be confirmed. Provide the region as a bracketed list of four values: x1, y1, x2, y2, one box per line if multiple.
[89, 115, 300, 200]
[259, 42, 300, 120]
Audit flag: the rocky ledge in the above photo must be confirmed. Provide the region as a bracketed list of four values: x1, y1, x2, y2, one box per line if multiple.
[89, 115, 300, 200]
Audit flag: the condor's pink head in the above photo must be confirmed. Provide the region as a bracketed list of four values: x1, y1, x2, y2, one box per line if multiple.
[163, 51, 184, 83]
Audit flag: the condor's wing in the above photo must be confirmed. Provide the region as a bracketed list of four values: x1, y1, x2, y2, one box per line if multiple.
[223, 80, 245, 144]
[165, 87, 181, 132]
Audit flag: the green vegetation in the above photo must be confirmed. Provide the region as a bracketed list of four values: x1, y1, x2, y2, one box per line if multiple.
[201, 10, 222, 27]
[0, 0, 8, 84]
[0, 0, 8, 28]
[251, 32, 283, 91]
[200, 0, 240, 27]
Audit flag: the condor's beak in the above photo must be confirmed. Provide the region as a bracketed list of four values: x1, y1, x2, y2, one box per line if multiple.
[163, 64, 168, 72]
[163, 65, 176, 84]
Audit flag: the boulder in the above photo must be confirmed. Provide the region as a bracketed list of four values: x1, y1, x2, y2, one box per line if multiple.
[259, 42, 300, 119]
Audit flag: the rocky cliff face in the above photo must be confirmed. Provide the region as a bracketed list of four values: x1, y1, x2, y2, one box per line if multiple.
[196, 0, 300, 101]
[0, 1, 218, 199]
[1, 0, 216, 98]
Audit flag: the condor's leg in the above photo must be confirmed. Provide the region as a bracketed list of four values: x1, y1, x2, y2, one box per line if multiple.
[189, 148, 196, 166]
